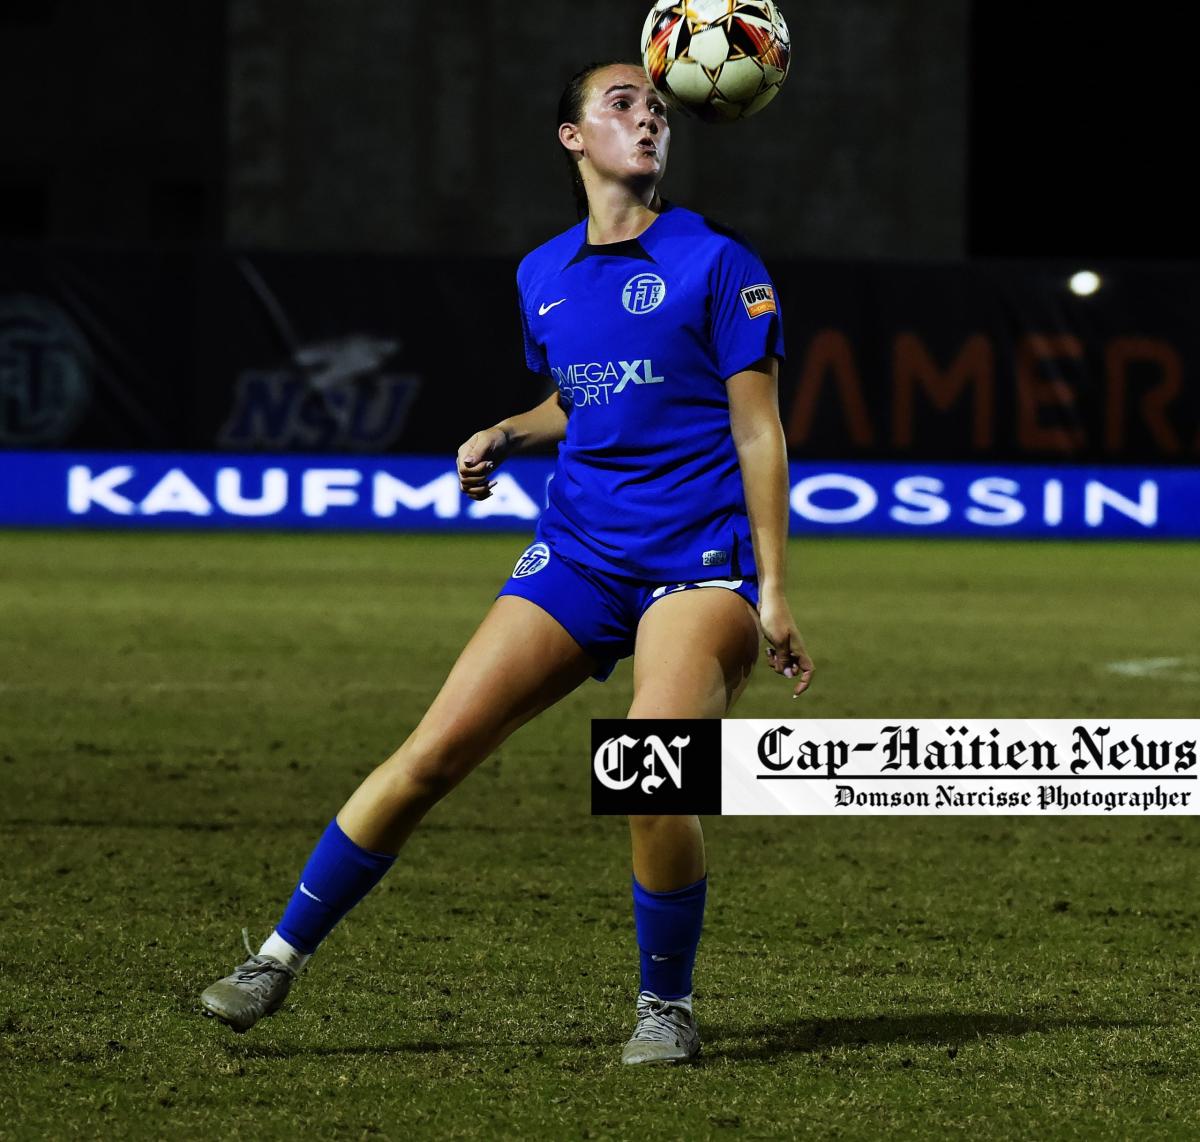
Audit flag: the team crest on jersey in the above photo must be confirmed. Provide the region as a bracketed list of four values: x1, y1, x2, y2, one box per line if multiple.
[512, 542, 551, 578]
[622, 273, 667, 315]
[739, 284, 777, 319]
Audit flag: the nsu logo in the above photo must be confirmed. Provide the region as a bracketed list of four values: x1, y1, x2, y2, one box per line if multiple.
[593, 733, 689, 795]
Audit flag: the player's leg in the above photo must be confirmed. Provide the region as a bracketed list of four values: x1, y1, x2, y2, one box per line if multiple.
[338, 594, 598, 853]
[627, 585, 758, 882]
[621, 585, 759, 1064]
[201, 596, 596, 1032]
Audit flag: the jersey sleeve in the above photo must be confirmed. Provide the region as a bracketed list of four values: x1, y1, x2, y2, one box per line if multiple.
[708, 239, 786, 380]
[516, 275, 550, 377]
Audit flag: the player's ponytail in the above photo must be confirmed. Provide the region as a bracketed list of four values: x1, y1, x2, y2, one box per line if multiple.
[557, 61, 627, 221]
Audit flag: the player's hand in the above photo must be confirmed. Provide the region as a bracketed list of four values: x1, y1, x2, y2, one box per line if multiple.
[457, 426, 511, 501]
[758, 589, 814, 697]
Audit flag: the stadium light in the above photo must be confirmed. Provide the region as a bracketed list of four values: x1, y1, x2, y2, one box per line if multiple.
[1068, 270, 1102, 296]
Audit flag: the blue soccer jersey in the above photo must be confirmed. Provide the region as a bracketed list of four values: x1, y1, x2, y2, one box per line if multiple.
[516, 203, 785, 582]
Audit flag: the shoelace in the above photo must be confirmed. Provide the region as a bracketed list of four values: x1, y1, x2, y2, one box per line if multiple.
[232, 927, 295, 983]
[233, 957, 289, 983]
[630, 994, 691, 1044]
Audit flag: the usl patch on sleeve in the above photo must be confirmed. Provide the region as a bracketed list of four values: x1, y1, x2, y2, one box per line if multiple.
[739, 284, 777, 319]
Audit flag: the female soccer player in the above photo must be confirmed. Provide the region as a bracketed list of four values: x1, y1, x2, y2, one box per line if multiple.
[201, 60, 813, 1065]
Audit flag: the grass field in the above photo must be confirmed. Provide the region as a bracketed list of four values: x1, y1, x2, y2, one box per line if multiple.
[2, 531, 1198, 1140]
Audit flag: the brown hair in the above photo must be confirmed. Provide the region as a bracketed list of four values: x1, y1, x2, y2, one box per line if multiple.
[557, 60, 629, 220]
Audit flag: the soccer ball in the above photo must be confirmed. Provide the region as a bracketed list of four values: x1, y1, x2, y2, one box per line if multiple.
[641, 0, 791, 124]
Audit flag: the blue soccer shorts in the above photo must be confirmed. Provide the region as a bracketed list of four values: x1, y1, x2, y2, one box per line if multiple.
[496, 540, 759, 682]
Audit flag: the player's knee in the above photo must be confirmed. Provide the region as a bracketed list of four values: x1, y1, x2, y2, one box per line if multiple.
[380, 728, 488, 804]
[393, 763, 456, 805]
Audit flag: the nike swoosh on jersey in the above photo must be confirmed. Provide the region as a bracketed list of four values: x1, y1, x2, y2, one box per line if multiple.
[538, 299, 567, 315]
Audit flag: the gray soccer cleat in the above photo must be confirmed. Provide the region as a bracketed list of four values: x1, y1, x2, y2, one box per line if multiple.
[200, 934, 296, 1033]
[621, 991, 701, 1065]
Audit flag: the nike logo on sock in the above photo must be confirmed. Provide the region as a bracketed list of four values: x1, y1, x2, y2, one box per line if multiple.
[650, 954, 675, 962]
[299, 882, 324, 903]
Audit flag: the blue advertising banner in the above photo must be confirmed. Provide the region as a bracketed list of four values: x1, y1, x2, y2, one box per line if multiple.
[0, 452, 1196, 538]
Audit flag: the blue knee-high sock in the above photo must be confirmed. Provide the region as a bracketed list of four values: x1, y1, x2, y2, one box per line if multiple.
[275, 819, 396, 954]
[632, 875, 707, 1001]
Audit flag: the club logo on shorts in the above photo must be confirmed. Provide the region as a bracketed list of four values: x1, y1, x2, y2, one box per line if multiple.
[622, 273, 667, 315]
[512, 542, 551, 578]
[739, 284, 777, 319]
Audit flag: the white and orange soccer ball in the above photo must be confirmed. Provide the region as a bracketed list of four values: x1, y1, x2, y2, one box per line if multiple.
[641, 0, 791, 124]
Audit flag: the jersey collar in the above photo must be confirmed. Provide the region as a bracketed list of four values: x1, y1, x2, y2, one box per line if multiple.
[561, 202, 674, 269]
[564, 236, 655, 268]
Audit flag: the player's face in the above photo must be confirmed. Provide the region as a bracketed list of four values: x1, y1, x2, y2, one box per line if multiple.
[573, 64, 671, 187]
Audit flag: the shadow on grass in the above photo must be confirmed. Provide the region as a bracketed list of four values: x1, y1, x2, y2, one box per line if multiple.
[220, 1013, 1159, 1062]
[703, 1012, 1159, 1061]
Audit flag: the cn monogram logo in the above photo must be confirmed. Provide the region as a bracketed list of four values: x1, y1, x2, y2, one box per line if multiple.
[593, 734, 690, 795]
[590, 719, 721, 815]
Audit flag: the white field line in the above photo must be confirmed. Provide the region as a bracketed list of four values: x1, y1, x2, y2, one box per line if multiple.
[1105, 657, 1200, 682]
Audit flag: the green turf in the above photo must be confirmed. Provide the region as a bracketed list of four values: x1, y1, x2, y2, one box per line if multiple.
[1, 531, 1198, 1140]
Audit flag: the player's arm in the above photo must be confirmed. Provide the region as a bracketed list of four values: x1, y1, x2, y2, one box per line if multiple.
[727, 356, 814, 696]
[457, 390, 568, 501]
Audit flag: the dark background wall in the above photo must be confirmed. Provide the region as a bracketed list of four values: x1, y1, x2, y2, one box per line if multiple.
[222, 0, 966, 258]
[6, 0, 966, 257]
[0, 1, 226, 244]
[0, 1, 1192, 259]
[968, 5, 1195, 259]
